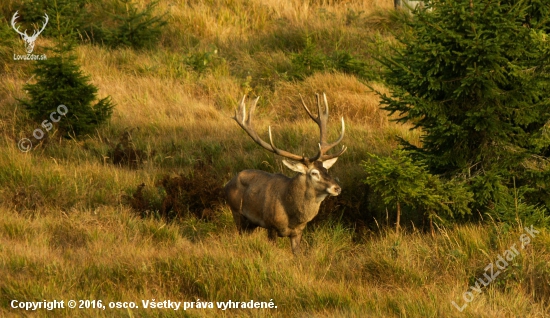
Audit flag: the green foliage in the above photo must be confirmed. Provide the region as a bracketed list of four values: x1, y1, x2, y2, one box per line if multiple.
[290, 36, 328, 79]
[184, 47, 225, 75]
[487, 185, 550, 229]
[20, 54, 114, 138]
[290, 36, 375, 80]
[0, 15, 16, 72]
[9, 0, 167, 50]
[377, 0, 550, 213]
[362, 150, 473, 223]
[12, 0, 89, 40]
[330, 50, 374, 80]
[98, 0, 167, 49]
[512, 0, 550, 32]
[344, 8, 364, 26]
[18, 4, 114, 138]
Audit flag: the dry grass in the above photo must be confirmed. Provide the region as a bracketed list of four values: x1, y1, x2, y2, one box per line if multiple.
[1, 205, 549, 317]
[0, 0, 548, 316]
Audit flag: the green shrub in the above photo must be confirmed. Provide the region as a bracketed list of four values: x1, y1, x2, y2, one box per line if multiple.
[8, 0, 89, 40]
[362, 150, 473, 233]
[184, 47, 226, 75]
[289, 36, 329, 79]
[97, 0, 167, 49]
[487, 183, 550, 229]
[17, 4, 114, 139]
[290, 35, 375, 80]
[0, 15, 16, 72]
[330, 50, 375, 80]
[20, 53, 114, 138]
[377, 0, 550, 216]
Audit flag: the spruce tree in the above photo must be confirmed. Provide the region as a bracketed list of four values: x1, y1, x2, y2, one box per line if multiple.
[101, 0, 167, 49]
[19, 2, 114, 138]
[378, 0, 550, 210]
[362, 150, 473, 234]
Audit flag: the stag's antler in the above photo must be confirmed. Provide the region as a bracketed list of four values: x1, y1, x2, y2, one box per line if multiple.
[232, 94, 346, 164]
[233, 96, 305, 162]
[299, 93, 346, 161]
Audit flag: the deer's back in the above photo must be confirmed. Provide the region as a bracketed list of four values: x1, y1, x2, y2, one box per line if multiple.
[225, 169, 293, 227]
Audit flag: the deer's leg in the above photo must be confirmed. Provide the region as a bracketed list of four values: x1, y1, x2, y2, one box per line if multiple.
[238, 215, 258, 234]
[290, 232, 303, 255]
[231, 210, 257, 234]
[241, 217, 258, 234]
[268, 228, 278, 242]
[230, 209, 244, 233]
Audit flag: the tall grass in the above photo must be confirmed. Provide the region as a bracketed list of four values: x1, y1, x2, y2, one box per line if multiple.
[1, 206, 548, 317]
[1, 0, 548, 316]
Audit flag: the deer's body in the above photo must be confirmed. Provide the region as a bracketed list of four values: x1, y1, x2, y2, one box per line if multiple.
[227, 171, 312, 234]
[225, 94, 345, 254]
[226, 163, 339, 248]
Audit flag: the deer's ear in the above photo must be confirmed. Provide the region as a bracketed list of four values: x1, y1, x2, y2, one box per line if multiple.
[322, 158, 338, 169]
[282, 160, 308, 174]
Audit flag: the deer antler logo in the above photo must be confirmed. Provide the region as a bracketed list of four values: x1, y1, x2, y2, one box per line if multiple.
[11, 11, 49, 54]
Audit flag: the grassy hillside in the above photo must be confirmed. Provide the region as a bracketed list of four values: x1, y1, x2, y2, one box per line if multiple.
[0, 0, 549, 316]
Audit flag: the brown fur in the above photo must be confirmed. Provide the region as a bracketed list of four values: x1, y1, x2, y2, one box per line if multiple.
[225, 160, 341, 254]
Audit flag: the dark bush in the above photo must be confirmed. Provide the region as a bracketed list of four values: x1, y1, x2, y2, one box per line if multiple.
[109, 130, 148, 169]
[158, 161, 224, 221]
[128, 161, 225, 222]
[362, 150, 473, 234]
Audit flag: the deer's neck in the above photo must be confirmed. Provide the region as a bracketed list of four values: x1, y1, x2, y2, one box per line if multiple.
[286, 174, 324, 223]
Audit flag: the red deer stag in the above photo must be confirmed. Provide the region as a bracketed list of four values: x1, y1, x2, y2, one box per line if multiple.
[225, 93, 346, 254]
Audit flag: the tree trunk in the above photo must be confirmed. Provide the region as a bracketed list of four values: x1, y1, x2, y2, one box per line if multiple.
[430, 215, 435, 238]
[396, 201, 401, 234]
[394, 0, 402, 9]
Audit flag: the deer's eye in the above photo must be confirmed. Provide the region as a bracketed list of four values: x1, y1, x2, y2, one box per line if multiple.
[311, 170, 320, 178]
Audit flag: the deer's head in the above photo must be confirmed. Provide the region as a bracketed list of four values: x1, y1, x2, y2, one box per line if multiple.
[233, 93, 346, 197]
[283, 159, 342, 197]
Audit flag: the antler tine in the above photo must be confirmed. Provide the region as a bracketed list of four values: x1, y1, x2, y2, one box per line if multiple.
[305, 93, 346, 162]
[321, 145, 348, 160]
[247, 96, 260, 125]
[322, 93, 330, 121]
[232, 95, 304, 162]
[232, 95, 246, 122]
[11, 11, 28, 37]
[318, 93, 329, 145]
[267, 126, 305, 161]
[11, 11, 18, 27]
[320, 116, 346, 154]
[299, 94, 316, 122]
